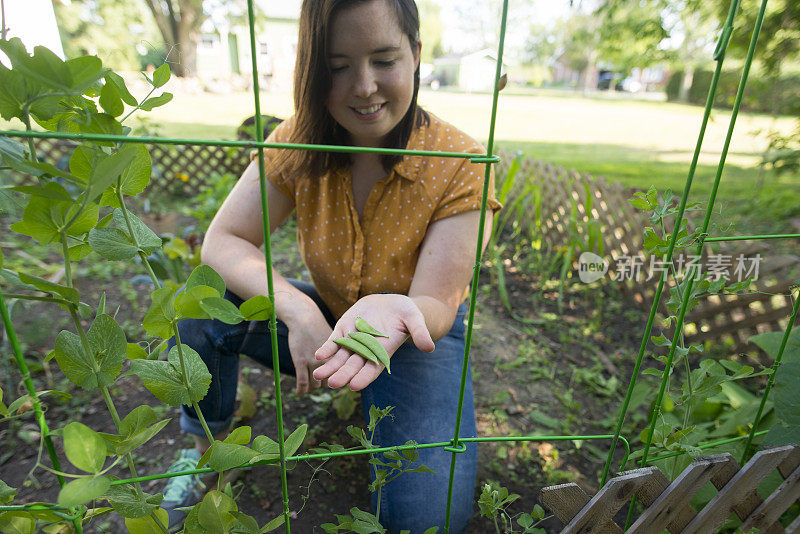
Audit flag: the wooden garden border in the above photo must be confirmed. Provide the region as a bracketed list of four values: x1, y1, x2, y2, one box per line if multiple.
[540, 444, 800, 533]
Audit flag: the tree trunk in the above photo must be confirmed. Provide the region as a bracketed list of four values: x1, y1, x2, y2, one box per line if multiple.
[678, 66, 694, 103]
[142, 0, 203, 77]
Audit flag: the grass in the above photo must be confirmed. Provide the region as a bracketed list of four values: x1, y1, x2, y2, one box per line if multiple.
[2, 87, 797, 237]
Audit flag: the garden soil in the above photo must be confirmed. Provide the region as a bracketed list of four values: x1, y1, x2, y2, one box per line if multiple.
[1, 218, 646, 533]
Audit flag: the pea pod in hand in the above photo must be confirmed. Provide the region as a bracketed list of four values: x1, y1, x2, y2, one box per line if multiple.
[349, 332, 391, 374]
[355, 316, 389, 338]
[333, 337, 381, 366]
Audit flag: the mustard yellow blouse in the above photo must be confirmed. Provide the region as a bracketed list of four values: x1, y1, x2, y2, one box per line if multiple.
[256, 112, 501, 318]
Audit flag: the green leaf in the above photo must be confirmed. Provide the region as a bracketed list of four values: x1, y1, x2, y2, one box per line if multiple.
[251, 435, 279, 455]
[208, 442, 259, 472]
[129, 344, 211, 406]
[142, 284, 178, 338]
[198, 490, 237, 533]
[104, 71, 137, 106]
[127, 343, 148, 360]
[9, 196, 63, 244]
[773, 361, 800, 427]
[0, 511, 35, 534]
[18, 273, 79, 303]
[152, 64, 171, 88]
[88, 227, 138, 260]
[224, 426, 251, 446]
[69, 145, 96, 183]
[0, 479, 16, 503]
[0, 65, 29, 121]
[124, 507, 168, 533]
[186, 265, 226, 296]
[200, 297, 244, 324]
[231, 511, 260, 534]
[58, 476, 110, 507]
[66, 56, 104, 92]
[112, 209, 161, 253]
[105, 484, 163, 519]
[749, 329, 800, 363]
[68, 243, 93, 261]
[0, 38, 72, 90]
[99, 81, 124, 117]
[0, 386, 6, 417]
[87, 144, 139, 203]
[762, 423, 800, 448]
[284, 424, 307, 457]
[260, 514, 286, 533]
[139, 92, 173, 111]
[0, 136, 26, 160]
[239, 295, 273, 321]
[175, 285, 220, 320]
[101, 145, 152, 206]
[11, 182, 73, 201]
[87, 313, 127, 384]
[54, 314, 126, 390]
[63, 421, 107, 473]
[109, 419, 171, 457]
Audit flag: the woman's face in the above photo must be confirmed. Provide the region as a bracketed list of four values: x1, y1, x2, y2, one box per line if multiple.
[326, 0, 420, 148]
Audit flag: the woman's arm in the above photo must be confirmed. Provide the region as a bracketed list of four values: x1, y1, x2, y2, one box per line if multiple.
[202, 159, 333, 394]
[408, 210, 493, 341]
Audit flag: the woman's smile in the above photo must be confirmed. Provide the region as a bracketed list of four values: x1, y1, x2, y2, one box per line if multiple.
[326, 0, 420, 147]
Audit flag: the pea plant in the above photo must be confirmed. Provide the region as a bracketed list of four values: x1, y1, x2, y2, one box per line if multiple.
[626, 186, 777, 476]
[0, 38, 320, 533]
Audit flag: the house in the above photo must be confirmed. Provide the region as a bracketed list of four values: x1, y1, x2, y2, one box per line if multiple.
[0, 0, 65, 64]
[196, 0, 300, 89]
[431, 49, 511, 93]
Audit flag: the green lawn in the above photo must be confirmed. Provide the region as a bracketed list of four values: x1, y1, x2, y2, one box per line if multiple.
[3, 87, 797, 236]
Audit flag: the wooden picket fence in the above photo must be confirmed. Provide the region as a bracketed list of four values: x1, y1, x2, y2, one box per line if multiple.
[540, 444, 800, 533]
[495, 152, 800, 353]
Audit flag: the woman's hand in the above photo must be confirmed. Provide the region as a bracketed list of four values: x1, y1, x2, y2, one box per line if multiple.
[312, 294, 435, 391]
[285, 303, 333, 395]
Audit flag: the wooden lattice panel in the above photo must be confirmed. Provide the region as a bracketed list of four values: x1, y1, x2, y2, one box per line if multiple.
[494, 151, 799, 354]
[540, 445, 800, 533]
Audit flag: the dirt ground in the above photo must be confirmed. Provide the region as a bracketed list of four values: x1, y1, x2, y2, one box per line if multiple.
[0, 213, 647, 533]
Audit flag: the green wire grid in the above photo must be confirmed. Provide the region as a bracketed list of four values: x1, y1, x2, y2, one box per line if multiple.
[1, 0, 798, 532]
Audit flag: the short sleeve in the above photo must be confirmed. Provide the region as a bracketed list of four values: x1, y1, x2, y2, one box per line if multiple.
[431, 152, 502, 222]
[248, 118, 296, 199]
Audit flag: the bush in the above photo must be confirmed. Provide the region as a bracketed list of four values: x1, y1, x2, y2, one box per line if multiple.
[666, 69, 800, 115]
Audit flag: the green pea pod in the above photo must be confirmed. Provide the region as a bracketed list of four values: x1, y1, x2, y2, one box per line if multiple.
[355, 316, 388, 338]
[333, 337, 380, 366]
[349, 332, 391, 374]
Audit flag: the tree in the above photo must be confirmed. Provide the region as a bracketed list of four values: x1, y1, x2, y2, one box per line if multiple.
[660, 0, 720, 102]
[53, 0, 159, 71]
[418, 0, 444, 62]
[595, 0, 668, 73]
[142, 0, 205, 78]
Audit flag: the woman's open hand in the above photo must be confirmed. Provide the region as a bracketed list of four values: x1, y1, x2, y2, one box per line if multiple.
[313, 294, 435, 391]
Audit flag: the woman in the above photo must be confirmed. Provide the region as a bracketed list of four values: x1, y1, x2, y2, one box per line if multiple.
[162, 0, 500, 532]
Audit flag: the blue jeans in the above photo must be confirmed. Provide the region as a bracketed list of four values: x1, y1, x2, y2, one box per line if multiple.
[173, 280, 477, 534]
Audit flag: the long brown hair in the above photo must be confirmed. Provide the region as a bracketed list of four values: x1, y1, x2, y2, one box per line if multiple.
[274, 0, 428, 179]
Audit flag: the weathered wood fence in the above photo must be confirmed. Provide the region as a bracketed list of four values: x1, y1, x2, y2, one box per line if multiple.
[495, 152, 799, 354]
[540, 444, 800, 533]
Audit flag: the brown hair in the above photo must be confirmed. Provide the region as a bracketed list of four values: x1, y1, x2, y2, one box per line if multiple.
[273, 0, 428, 179]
